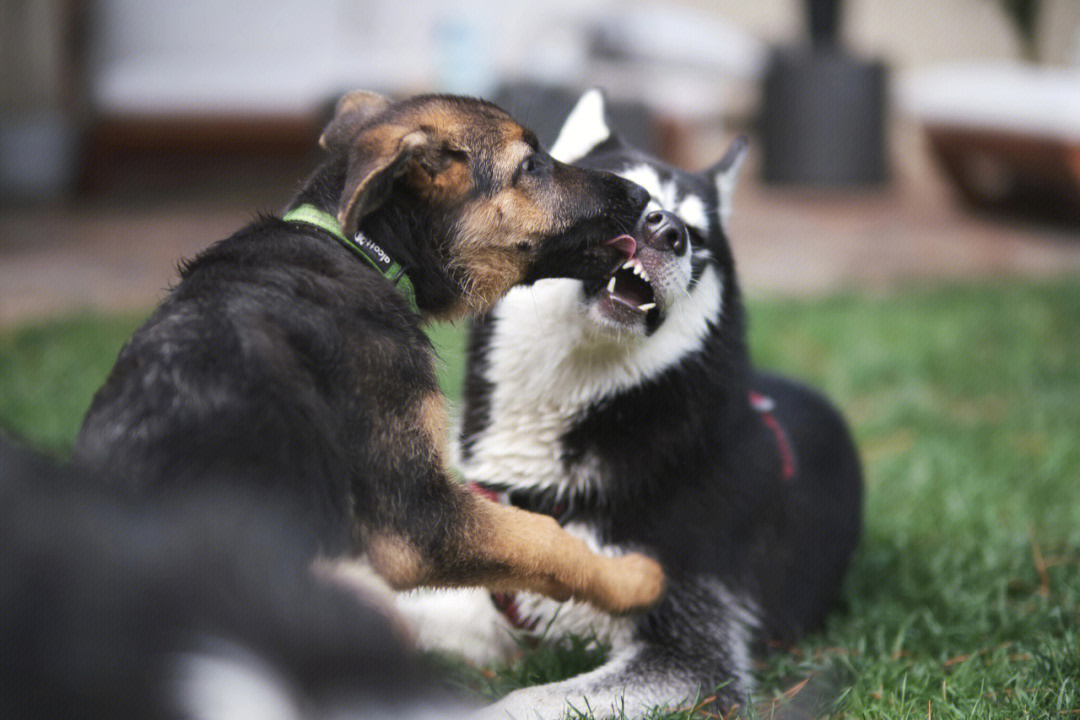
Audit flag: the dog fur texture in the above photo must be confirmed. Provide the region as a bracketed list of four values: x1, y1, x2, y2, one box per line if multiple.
[399, 90, 863, 719]
[73, 92, 664, 613]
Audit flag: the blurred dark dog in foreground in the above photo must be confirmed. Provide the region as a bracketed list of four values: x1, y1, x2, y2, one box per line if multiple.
[1, 432, 465, 719]
[73, 91, 662, 613]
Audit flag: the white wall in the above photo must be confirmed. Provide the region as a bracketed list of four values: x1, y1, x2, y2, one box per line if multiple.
[88, 0, 1077, 116]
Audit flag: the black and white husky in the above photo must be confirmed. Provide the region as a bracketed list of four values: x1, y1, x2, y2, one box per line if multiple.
[400, 90, 863, 719]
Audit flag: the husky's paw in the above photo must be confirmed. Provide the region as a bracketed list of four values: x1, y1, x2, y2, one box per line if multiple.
[473, 688, 575, 720]
[396, 588, 519, 666]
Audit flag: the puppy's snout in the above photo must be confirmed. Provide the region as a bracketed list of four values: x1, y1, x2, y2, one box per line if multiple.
[623, 180, 650, 211]
[640, 210, 688, 256]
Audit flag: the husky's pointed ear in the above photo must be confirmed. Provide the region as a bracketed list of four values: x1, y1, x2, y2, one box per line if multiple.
[338, 126, 429, 236]
[706, 135, 748, 229]
[319, 90, 392, 153]
[550, 88, 621, 163]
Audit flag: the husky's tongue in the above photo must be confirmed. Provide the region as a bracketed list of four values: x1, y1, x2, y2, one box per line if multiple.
[605, 234, 637, 262]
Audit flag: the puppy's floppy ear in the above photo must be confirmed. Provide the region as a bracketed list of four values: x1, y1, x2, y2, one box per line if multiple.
[319, 90, 392, 153]
[705, 135, 748, 230]
[550, 87, 622, 163]
[338, 126, 429, 236]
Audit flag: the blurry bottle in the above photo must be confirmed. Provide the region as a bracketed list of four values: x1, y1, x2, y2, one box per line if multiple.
[433, 13, 496, 98]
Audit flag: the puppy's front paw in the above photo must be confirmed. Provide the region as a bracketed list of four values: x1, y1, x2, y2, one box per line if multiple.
[591, 552, 666, 614]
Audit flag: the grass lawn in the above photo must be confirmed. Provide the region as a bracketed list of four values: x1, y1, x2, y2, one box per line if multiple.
[2, 278, 1078, 718]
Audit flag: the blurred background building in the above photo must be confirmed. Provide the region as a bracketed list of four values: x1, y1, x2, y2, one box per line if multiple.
[2, 0, 1079, 323]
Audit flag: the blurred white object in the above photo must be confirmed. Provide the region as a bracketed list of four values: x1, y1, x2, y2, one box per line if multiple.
[515, 4, 767, 121]
[434, 13, 496, 96]
[593, 6, 767, 81]
[897, 61, 1080, 141]
[585, 6, 767, 121]
[90, 0, 440, 115]
[898, 61, 1080, 222]
[92, 0, 337, 114]
[88, 0, 766, 123]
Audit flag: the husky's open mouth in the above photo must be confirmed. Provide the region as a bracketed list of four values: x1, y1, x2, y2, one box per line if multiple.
[603, 257, 657, 315]
[584, 221, 693, 335]
[584, 243, 669, 332]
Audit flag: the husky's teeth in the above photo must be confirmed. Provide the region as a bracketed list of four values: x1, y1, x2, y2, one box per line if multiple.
[622, 260, 635, 270]
[607, 277, 617, 293]
[638, 302, 656, 311]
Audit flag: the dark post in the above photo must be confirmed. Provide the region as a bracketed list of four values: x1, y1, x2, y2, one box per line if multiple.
[807, 0, 842, 49]
[761, 0, 888, 187]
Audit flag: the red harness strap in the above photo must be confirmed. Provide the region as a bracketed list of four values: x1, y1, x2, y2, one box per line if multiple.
[490, 592, 540, 632]
[470, 482, 501, 503]
[748, 390, 797, 481]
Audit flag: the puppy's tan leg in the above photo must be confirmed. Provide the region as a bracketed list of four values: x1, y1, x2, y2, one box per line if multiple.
[440, 490, 665, 614]
[365, 390, 664, 612]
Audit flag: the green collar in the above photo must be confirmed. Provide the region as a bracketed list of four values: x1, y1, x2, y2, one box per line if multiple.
[282, 204, 419, 314]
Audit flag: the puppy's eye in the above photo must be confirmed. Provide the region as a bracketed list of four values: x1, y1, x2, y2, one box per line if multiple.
[514, 155, 539, 184]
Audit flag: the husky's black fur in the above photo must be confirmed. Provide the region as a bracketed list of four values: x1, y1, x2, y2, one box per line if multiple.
[436, 90, 863, 717]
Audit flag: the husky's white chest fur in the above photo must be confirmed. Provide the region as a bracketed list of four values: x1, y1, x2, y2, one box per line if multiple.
[456, 265, 723, 496]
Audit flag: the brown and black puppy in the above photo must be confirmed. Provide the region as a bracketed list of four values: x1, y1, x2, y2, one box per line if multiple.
[74, 92, 662, 613]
